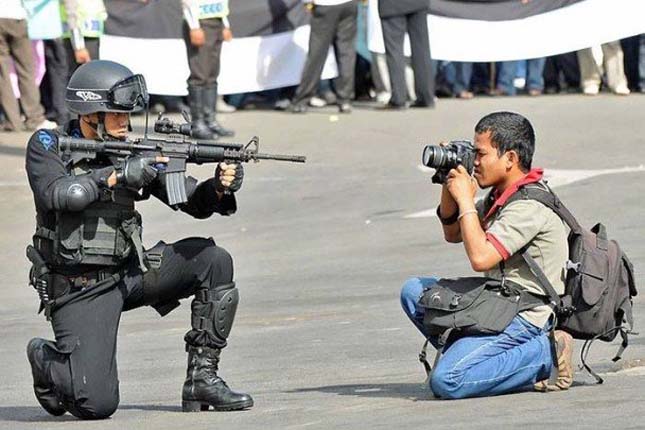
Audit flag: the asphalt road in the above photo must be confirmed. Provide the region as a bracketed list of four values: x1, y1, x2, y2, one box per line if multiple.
[0, 94, 644, 430]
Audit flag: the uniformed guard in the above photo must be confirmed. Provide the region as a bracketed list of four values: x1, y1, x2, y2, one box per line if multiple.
[25, 60, 253, 419]
[182, 0, 235, 139]
[61, 0, 107, 71]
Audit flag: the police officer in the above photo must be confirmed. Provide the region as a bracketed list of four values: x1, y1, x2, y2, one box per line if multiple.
[25, 60, 253, 419]
[61, 0, 107, 72]
[182, 0, 235, 139]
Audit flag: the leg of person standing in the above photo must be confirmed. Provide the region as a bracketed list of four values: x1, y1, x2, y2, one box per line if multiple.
[200, 18, 234, 137]
[291, 4, 339, 112]
[495, 61, 518, 96]
[406, 8, 434, 107]
[601, 40, 630, 95]
[185, 20, 215, 139]
[577, 47, 602, 95]
[42, 39, 70, 125]
[332, 1, 358, 113]
[380, 14, 407, 107]
[0, 18, 48, 131]
[454, 62, 473, 99]
[526, 57, 546, 95]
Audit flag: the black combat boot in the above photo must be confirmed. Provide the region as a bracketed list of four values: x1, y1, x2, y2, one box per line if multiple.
[204, 85, 235, 137]
[182, 345, 253, 412]
[188, 86, 215, 140]
[26, 338, 66, 416]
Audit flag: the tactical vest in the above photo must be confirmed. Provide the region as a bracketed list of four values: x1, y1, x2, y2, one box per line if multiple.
[34, 164, 143, 270]
[61, 0, 107, 38]
[197, 0, 229, 19]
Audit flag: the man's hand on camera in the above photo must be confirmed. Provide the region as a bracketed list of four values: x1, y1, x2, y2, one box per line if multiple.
[117, 156, 168, 189]
[215, 162, 244, 195]
[446, 165, 477, 207]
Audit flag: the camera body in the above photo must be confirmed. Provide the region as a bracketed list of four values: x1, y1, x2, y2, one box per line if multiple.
[422, 140, 475, 184]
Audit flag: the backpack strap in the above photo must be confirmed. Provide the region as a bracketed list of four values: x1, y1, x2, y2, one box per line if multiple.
[503, 184, 584, 234]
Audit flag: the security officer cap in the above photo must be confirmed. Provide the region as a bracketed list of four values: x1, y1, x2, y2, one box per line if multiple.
[66, 60, 149, 115]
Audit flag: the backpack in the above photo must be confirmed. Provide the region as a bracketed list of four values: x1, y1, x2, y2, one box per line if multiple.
[502, 185, 638, 383]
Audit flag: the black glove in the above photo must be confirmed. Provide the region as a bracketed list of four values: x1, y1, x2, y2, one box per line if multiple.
[117, 156, 159, 189]
[215, 162, 244, 193]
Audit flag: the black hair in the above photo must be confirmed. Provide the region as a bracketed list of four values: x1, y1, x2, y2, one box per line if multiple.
[474, 111, 535, 172]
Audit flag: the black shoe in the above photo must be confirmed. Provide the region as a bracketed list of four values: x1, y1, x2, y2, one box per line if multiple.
[208, 120, 235, 138]
[27, 338, 66, 416]
[188, 86, 215, 140]
[338, 102, 352, 114]
[376, 102, 408, 111]
[182, 346, 253, 412]
[410, 100, 435, 108]
[191, 120, 215, 140]
[289, 102, 308, 114]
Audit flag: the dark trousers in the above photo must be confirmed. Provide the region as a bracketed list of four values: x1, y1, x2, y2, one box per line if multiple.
[543, 52, 580, 92]
[381, 9, 433, 106]
[0, 18, 45, 130]
[63, 38, 99, 82]
[293, 1, 358, 105]
[39, 237, 235, 419]
[40, 39, 70, 125]
[184, 18, 224, 88]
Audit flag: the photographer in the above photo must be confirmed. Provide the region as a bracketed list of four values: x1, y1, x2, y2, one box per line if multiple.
[401, 112, 573, 399]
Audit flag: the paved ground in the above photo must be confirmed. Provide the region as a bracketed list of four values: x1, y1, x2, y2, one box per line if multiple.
[0, 94, 644, 429]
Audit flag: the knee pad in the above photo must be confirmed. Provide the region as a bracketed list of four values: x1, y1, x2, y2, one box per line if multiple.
[191, 282, 239, 346]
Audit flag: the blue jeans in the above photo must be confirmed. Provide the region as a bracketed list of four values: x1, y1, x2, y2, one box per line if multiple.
[496, 58, 546, 94]
[441, 61, 474, 94]
[400, 277, 553, 399]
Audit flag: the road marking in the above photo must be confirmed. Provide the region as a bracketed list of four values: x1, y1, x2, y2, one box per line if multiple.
[405, 165, 645, 219]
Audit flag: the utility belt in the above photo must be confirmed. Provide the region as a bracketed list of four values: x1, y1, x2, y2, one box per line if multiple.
[27, 244, 124, 320]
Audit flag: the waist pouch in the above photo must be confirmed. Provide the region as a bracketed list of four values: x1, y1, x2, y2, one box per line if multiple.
[418, 277, 546, 340]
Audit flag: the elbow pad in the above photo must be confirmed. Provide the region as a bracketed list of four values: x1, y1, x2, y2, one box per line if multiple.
[52, 176, 100, 211]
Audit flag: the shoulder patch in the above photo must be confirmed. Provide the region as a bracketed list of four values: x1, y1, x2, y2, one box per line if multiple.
[37, 130, 56, 151]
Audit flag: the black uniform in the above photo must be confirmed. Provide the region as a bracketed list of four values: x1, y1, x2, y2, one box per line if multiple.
[26, 121, 240, 419]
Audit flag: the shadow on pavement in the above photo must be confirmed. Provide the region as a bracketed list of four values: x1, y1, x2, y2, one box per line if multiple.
[288, 383, 434, 401]
[0, 406, 78, 422]
[0, 144, 26, 158]
[119, 404, 182, 412]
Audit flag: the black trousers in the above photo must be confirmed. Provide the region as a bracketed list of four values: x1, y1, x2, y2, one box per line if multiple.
[381, 9, 434, 106]
[184, 18, 224, 88]
[39, 237, 235, 419]
[543, 52, 580, 92]
[293, 1, 357, 104]
[40, 39, 69, 125]
[63, 38, 100, 82]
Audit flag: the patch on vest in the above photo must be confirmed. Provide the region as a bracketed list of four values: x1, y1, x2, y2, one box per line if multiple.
[37, 131, 55, 151]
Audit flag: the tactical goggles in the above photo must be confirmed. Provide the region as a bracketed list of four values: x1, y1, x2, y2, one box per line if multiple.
[108, 74, 149, 110]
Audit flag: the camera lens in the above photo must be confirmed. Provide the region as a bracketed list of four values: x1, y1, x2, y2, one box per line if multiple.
[422, 145, 446, 168]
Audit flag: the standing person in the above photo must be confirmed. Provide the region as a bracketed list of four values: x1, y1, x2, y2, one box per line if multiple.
[25, 60, 253, 419]
[0, 0, 56, 132]
[61, 0, 107, 76]
[290, 0, 358, 114]
[378, 0, 434, 109]
[577, 41, 630, 95]
[401, 112, 573, 399]
[182, 0, 235, 139]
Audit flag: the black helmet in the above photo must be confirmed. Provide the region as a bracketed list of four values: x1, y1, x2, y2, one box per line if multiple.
[66, 60, 149, 115]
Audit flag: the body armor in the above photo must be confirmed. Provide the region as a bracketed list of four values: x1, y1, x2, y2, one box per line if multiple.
[34, 161, 143, 270]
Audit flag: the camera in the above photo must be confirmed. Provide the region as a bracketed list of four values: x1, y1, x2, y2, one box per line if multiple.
[422, 140, 475, 184]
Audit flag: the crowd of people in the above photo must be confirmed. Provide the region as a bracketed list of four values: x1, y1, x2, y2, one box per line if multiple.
[1, 0, 645, 133]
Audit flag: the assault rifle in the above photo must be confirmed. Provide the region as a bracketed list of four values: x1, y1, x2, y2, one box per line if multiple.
[57, 117, 306, 206]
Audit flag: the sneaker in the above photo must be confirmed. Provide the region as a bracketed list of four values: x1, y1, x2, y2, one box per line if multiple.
[216, 96, 236, 113]
[613, 85, 630, 96]
[534, 330, 574, 392]
[308, 96, 327, 108]
[582, 85, 599, 96]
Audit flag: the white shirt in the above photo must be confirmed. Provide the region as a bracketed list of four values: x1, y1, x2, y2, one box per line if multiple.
[0, 0, 27, 20]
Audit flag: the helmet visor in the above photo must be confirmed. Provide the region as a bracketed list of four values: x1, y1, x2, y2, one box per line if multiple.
[108, 74, 149, 110]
